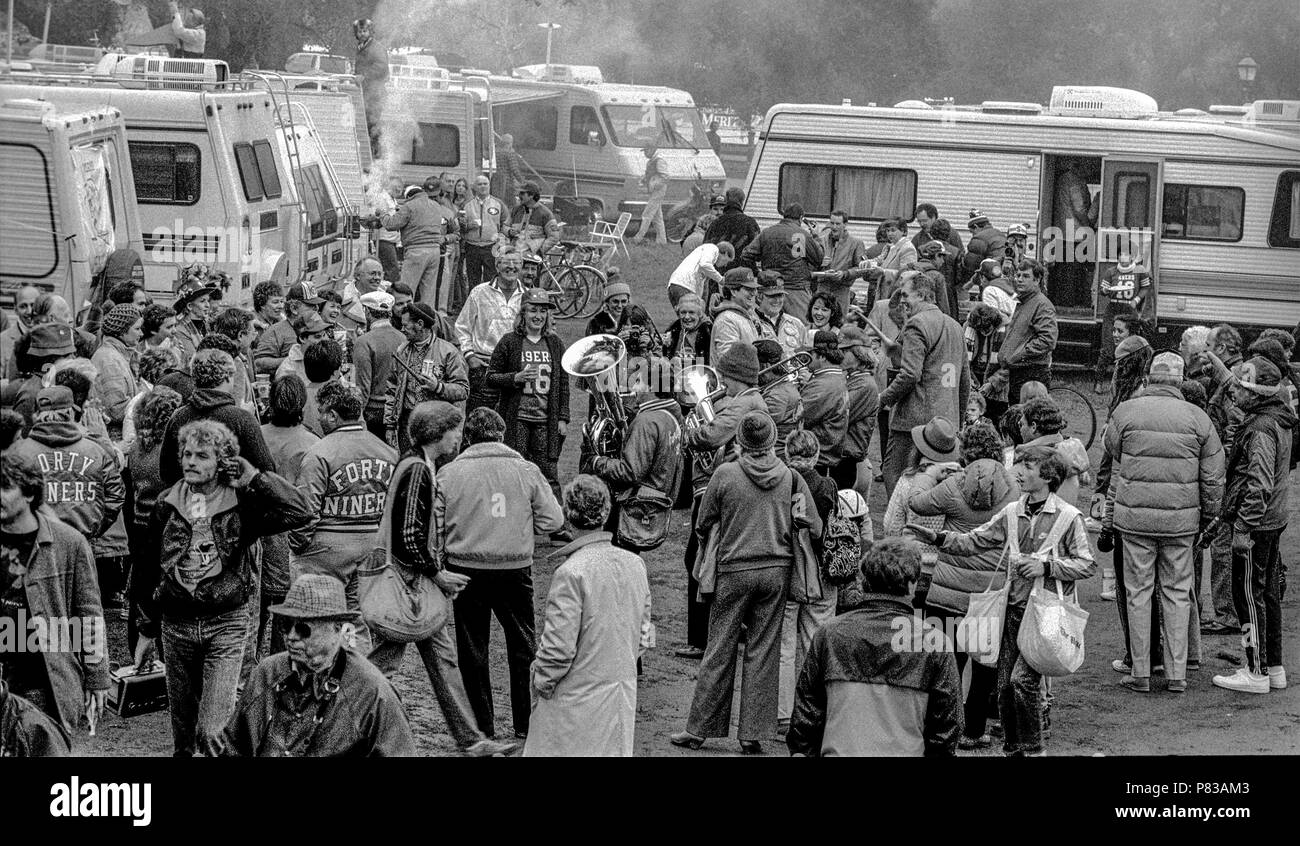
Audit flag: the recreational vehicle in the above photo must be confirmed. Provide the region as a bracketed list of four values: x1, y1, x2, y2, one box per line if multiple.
[0, 54, 354, 308]
[744, 86, 1300, 357]
[380, 63, 493, 193]
[485, 65, 727, 229]
[0, 99, 145, 310]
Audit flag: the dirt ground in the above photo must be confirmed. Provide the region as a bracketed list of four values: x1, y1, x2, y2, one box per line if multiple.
[83, 243, 1300, 756]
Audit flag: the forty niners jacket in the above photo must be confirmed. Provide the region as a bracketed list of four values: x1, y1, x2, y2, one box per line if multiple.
[291, 424, 398, 551]
[8, 420, 124, 538]
[1224, 391, 1296, 535]
[134, 470, 312, 634]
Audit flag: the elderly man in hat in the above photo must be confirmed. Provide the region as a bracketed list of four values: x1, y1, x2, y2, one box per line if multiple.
[383, 184, 458, 307]
[1212, 355, 1296, 694]
[274, 310, 332, 384]
[384, 302, 469, 454]
[254, 282, 324, 377]
[220, 574, 416, 756]
[1104, 351, 1223, 694]
[632, 141, 669, 245]
[351, 291, 404, 439]
[755, 272, 805, 358]
[171, 271, 222, 373]
[740, 202, 824, 320]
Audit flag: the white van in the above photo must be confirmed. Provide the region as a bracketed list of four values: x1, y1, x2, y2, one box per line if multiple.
[380, 67, 493, 194]
[745, 86, 1300, 354]
[0, 99, 145, 310]
[1, 55, 353, 308]
[485, 65, 726, 227]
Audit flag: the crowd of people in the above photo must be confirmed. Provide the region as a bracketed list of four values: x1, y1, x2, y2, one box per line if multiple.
[1, 181, 1298, 757]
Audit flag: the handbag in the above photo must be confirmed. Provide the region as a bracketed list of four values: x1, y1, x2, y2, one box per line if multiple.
[616, 484, 676, 552]
[1017, 577, 1089, 677]
[690, 525, 719, 600]
[787, 471, 825, 604]
[357, 456, 449, 643]
[957, 546, 1010, 667]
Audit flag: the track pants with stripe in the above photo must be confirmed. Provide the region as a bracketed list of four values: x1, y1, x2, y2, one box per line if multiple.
[1231, 527, 1285, 674]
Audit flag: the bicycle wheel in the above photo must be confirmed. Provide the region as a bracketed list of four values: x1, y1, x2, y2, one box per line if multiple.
[573, 265, 608, 319]
[550, 265, 588, 318]
[1048, 385, 1098, 451]
[535, 266, 582, 317]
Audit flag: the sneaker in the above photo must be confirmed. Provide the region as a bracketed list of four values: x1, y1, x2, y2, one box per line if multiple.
[1168, 679, 1188, 693]
[465, 738, 518, 757]
[1111, 658, 1132, 674]
[1268, 667, 1288, 690]
[1211, 668, 1270, 694]
[958, 734, 992, 750]
[674, 645, 706, 659]
[1200, 620, 1236, 635]
[669, 730, 705, 750]
[1120, 675, 1151, 693]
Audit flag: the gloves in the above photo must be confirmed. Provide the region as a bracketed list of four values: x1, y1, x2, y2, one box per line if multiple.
[1231, 531, 1253, 556]
[1096, 529, 1115, 553]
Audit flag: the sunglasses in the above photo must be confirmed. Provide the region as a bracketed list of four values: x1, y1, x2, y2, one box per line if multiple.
[281, 620, 317, 639]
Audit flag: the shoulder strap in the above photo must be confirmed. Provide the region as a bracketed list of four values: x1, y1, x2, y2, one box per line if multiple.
[1004, 501, 1021, 557]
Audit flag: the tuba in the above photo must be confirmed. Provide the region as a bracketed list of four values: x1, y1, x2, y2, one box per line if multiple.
[681, 364, 726, 473]
[562, 334, 628, 459]
[758, 351, 812, 397]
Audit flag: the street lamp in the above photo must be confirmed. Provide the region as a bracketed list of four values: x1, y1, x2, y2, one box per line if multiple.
[1237, 56, 1258, 102]
[539, 22, 561, 72]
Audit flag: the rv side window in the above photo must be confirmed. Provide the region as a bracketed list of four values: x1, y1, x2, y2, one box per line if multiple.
[410, 123, 461, 167]
[253, 141, 282, 199]
[234, 143, 265, 201]
[1267, 171, 1300, 248]
[499, 103, 557, 151]
[1161, 184, 1244, 243]
[570, 106, 605, 146]
[129, 141, 200, 205]
[778, 163, 916, 220]
[299, 164, 339, 243]
[0, 141, 59, 277]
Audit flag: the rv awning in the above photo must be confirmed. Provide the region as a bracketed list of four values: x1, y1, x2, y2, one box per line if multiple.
[489, 87, 566, 107]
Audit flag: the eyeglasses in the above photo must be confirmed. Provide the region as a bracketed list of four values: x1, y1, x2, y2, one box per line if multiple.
[281, 620, 315, 639]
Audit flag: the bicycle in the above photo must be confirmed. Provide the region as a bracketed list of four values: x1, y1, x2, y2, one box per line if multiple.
[1047, 384, 1098, 451]
[521, 240, 608, 319]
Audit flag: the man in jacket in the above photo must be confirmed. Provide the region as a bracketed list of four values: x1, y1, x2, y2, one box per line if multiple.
[710, 267, 762, 361]
[384, 303, 469, 453]
[755, 273, 805, 358]
[352, 292, 405, 439]
[837, 327, 880, 494]
[1212, 357, 1296, 694]
[222, 574, 415, 757]
[668, 240, 734, 308]
[435, 408, 564, 739]
[160, 349, 275, 485]
[1, 284, 40, 384]
[462, 173, 508, 290]
[1, 453, 109, 740]
[8, 387, 124, 543]
[384, 185, 459, 306]
[291, 384, 397, 656]
[787, 537, 961, 757]
[997, 259, 1059, 402]
[741, 203, 824, 320]
[756, 340, 801, 461]
[456, 248, 525, 416]
[254, 283, 324, 377]
[1103, 352, 1224, 693]
[133, 419, 311, 756]
[801, 330, 849, 475]
[962, 209, 1007, 277]
[90, 304, 142, 442]
[705, 187, 760, 257]
[878, 272, 971, 499]
[815, 210, 869, 315]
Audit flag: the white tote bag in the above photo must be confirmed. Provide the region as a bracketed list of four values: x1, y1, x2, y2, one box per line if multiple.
[956, 547, 1010, 667]
[1018, 578, 1089, 676]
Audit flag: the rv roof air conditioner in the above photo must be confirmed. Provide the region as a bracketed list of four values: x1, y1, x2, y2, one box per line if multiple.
[94, 54, 229, 90]
[1249, 100, 1300, 122]
[980, 101, 1043, 115]
[1048, 86, 1157, 119]
[893, 100, 933, 109]
[511, 64, 604, 85]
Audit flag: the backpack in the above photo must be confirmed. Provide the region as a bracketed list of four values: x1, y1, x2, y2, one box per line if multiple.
[821, 500, 863, 585]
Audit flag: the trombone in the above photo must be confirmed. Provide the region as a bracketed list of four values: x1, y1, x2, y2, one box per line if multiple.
[757, 351, 812, 397]
[561, 333, 629, 458]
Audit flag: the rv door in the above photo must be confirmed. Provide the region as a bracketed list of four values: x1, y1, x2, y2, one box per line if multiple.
[1096, 158, 1162, 326]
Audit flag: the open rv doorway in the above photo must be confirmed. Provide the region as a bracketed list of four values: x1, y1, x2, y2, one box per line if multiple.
[1038, 153, 1102, 314]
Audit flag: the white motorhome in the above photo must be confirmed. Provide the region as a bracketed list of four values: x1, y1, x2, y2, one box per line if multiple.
[485, 65, 726, 228]
[380, 64, 493, 194]
[745, 86, 1300, 355]
[1, 54, 354, 308]
[0, 99, 145, 310]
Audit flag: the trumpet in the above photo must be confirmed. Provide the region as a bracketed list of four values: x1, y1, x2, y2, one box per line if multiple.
[562, 333, 629, 459]
[681, 364, 726, 473]
[758, 351, 812, 397]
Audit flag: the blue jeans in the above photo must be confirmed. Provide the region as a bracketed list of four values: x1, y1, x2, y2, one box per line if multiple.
[996, 604, 1043, 756]
[162, 598, 255, 756]
[369, 623, 484, 749]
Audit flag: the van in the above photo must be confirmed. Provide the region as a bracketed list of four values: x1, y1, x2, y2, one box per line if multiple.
[0, 99, 145, 310]
[484, 65, 726, 229]
[1, 55, 354, 308]
[378, 65, 492, 196]
[744, 86, 1300, 356]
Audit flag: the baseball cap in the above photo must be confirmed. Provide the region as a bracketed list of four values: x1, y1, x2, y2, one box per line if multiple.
[359, 291, 394, 314]
[287, 282, 325, 306]
[522, 288, 557, 309]
[298, 311, 329, 335]
[1148, 351, 1185, 381]
[709, 194, 726, 207]
[723, 267, 758, 290]
[36, 385, 75, 412]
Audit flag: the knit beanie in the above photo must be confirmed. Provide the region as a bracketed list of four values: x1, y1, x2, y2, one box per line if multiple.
[101, 304, 142, 338]
[716, 342, 759, 385]
[737, 410, 776, 453]
[1237, 356, 1282, 396]
[753, 339, 784, 366]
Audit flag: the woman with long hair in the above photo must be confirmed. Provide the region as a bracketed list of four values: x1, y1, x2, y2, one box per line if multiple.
[452, 177, 471, 209]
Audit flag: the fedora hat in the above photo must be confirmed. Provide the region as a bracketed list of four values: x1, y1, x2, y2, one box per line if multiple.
[911, 417, 960, 463]
[269, 574, 360, 622]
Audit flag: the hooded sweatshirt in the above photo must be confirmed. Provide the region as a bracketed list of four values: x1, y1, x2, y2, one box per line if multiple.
[8, 419, 124, 538]
[909, 458, 1020, 613]
[1225, 391, 1296, 534]
[697, 451, 823, 572]
[159, 388, 276, 486]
